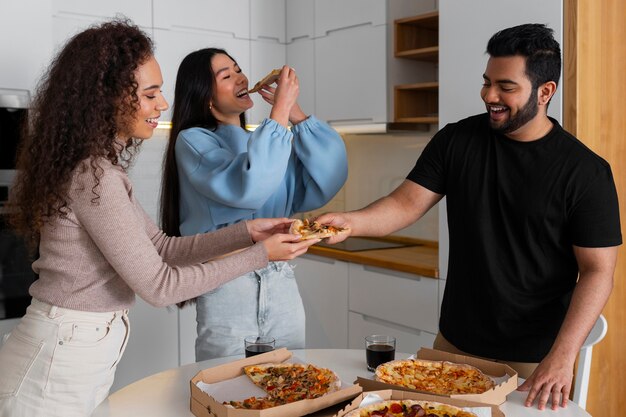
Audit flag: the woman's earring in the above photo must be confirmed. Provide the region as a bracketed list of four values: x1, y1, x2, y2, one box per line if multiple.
[209, 103, 213, 110]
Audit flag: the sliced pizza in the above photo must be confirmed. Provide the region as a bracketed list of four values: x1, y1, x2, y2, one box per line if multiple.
[343, 399, 477, 417]
[226, 362, 341, 409]
[249, 68, 281, 93]
[289, 218, 347, 240]
[375, 358, 495, 395]
[243, 362, 341, 402]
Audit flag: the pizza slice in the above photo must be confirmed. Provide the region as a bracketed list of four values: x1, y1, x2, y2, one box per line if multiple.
[249, 68, 281, 93]
[343, 399, 478, 417]
[289, 218, 348, 240]
[243, 362, 341, 402]
[226, 396, 285, 410]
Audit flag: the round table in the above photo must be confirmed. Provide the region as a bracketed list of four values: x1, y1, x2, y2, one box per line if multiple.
[92, 349, 591, 417]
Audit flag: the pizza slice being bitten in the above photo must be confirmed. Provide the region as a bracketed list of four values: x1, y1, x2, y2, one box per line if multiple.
[249, 68, 281, 93]
[289, 218, 348, 240]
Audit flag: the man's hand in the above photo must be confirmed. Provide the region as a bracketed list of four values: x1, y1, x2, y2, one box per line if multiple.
[313, 212, 352, 244]
[517, 352, 575, 410]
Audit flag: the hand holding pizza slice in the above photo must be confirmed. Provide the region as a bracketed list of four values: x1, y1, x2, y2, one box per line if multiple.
[289, 218, 349, 240]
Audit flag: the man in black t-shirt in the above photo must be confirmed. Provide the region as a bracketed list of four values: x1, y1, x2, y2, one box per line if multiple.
[317, 24, 621, 411]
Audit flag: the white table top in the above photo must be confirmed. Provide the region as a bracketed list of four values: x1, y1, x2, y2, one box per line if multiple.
[92, 349, 591, 417]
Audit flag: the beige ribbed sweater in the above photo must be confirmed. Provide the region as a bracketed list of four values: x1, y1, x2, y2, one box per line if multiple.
[29, 159, 268, 312]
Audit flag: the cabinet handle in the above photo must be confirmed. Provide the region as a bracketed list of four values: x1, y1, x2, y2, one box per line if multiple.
[359, 313, 433, 336]
[363, 265, 421, 281]
[301, 254, 337, 265]
[325, 22, 374, 36]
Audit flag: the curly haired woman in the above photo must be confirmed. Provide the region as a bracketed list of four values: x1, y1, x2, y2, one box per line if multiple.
[0, 20, 318, 417]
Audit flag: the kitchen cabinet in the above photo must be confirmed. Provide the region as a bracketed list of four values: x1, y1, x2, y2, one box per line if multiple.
[0, 1, 53, 94]
[393, 11, 439, 126]
[251, 0, 286, 43]
[153, 0, 250, 39]
[293, 254, 349, 349]
[293, 252, 440, 353]
[314, 0, 386, 38]
[348, 263, 439, 334]
[52, 0, 152, 28]
[348, 312, 436, 354]
[286, 38, 316, 120]
[286, 0, 314, 42]
[314, 24, 387, 124]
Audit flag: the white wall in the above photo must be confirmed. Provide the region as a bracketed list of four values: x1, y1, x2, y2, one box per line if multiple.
[437, 0, 563, 279]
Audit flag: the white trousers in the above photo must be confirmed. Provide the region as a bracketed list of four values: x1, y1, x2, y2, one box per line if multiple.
[0, 299, 130, 417]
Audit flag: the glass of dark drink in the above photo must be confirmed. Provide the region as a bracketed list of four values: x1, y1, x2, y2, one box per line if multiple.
[244, 335, 275, 357]
[365, 335, 396, 371]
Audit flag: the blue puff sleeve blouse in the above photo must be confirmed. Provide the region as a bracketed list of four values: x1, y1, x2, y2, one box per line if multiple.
[175, 116, 348, 235]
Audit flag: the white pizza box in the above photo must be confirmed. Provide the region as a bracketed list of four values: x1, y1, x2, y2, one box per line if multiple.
[334, 389, 505, 417]
[355, 348, 518, 405]
[190, 348, 363, 417]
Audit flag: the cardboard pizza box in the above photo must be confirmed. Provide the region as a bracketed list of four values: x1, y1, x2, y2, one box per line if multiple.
[355, 348, 518, 405]
[334, 389, 505, 417]
[190, 348, 363, 417]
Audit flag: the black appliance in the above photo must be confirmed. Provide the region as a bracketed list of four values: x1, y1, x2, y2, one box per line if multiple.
[0, 88, 36, 320]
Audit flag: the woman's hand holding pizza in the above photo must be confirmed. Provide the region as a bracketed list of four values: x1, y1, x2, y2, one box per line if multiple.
[246, 217, 293, 242]
[262, 233, 320, 261]
[267, 65, 299, 127]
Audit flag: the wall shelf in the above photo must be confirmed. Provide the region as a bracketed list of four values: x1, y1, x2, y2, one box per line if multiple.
[393, 11, 439, 126]
[394, 82, 439, 124]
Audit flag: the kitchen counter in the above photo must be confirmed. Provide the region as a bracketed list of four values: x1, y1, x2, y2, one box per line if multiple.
[308, 237, 439, 278]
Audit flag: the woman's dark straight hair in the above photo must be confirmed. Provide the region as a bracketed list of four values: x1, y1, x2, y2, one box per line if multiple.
[160, 48, 246, 237]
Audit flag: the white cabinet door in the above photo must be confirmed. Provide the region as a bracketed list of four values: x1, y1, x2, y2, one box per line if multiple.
[153, 29, 250, 122]
[286, 38, 315, 121]
[251, 0, 286, 43]
[348, 312, 436, 354]
[178, 303, 197, 366]
[0, 1, 54, 94]
[247, 40, 287, 125]
[348, 264, 439, 334]
[153, 0, 249, 39]
[315, 24, 387, 125]
[314, 0, 385, 38]
[52, 0, 152, 28]
[293, 254, 349, 349]
[111, 299, 179, 392]
[286, 0, 314, 42]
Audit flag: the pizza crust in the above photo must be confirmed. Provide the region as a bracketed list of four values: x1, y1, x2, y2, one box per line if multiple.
[249, 68, 281, 93]
[342, 399, 478, 417]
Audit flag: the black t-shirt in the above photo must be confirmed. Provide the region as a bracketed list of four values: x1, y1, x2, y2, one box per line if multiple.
[407, 113, 622, 362]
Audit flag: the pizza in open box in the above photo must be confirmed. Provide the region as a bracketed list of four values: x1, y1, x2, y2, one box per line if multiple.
[375, 358, 495, 395]
[226, 362, 341, 409]
[343, 399, 477, 417]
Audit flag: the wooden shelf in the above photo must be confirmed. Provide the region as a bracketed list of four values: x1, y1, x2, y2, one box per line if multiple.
[394, 82, 439, 124]
[393, 11, 439, 126]
[394, 11, 439, 61]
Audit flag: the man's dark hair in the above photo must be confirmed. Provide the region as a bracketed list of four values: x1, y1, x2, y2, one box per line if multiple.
[487, 23, 561, 89]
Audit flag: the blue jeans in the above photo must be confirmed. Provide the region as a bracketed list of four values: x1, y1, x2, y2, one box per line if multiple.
[195, 261, 305, 361]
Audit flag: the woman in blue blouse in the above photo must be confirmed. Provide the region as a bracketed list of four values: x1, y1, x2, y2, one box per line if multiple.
[160, 48, 348, 360]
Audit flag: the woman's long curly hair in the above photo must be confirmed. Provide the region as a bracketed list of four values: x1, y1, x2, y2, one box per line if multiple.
[8, 19, 154, 247]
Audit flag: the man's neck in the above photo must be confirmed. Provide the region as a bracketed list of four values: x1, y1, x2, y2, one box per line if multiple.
[505, 115, 554, 142]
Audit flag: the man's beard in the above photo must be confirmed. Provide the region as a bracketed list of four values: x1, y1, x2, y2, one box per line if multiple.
[490, 89, 539, 134]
